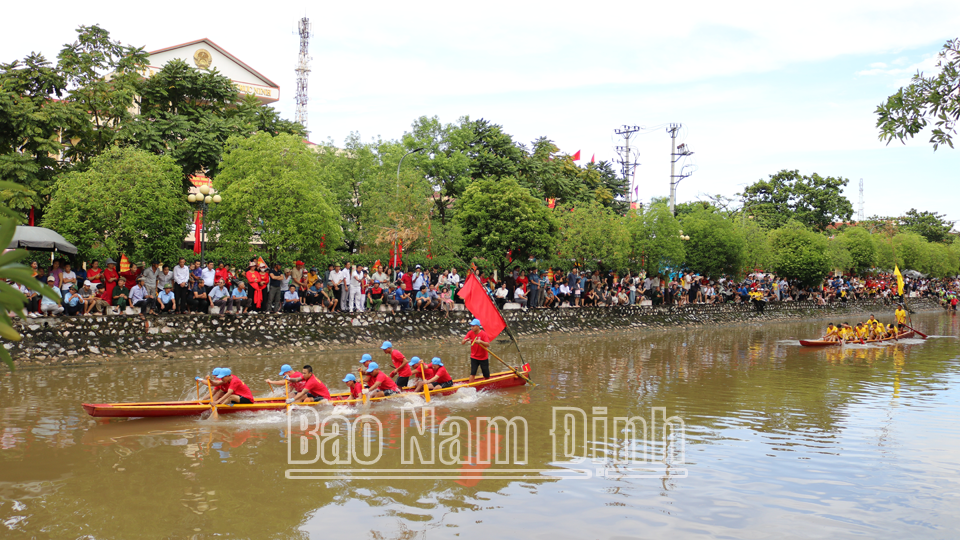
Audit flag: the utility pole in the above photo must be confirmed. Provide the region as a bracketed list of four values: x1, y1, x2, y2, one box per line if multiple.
[295, 17, 311, 136]
[858, 178, 865, 222]
[614, 125, 641, 211]
[667, 123, 694, 215]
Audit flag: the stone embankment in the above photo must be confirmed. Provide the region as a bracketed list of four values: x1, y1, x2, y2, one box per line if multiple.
[7, 298, 942, 367]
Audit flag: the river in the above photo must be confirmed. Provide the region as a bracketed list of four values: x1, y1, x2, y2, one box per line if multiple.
[1, 311, 958, 539]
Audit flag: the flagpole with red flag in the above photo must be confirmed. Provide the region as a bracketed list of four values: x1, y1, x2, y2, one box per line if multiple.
[193, 211, 202, 255]
[456, 272, 530, 372]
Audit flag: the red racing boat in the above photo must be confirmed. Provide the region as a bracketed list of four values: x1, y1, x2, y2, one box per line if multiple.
[799, 330, 914, 347]
[82, 365, 531, 418]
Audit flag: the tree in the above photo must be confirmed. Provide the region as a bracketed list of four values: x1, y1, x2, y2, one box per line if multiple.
[626, 202, 685, 276]
[768, 222, 832, 287]
[876, 38, 960, 150]
[556, 202, 630, 270]
[679, 207, 745, 278]
[122, 60, 305, 189]
[209, 133, 342, 265]
[42, 147, 188, 263]
[0, 53, 83, 221]
[455, 177, 558, 272]
[402, 116, 472, 225]
[891, 232, 929, 272]
[737, 215, 773, 272]
[57, 25, 148, 164]
[836, 227, 876, 273]
[739, 169, 854, 231]
[898, 208, 955, 244]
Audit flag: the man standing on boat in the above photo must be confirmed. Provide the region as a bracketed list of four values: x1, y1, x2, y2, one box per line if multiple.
[213, 369, 254, 405]
[895, 303, 907, 333]
[382, 341, 411, 388]
[463, 318, 491, 383]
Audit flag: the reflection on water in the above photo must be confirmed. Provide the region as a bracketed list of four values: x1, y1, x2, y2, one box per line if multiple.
[1, 312, 959, 539]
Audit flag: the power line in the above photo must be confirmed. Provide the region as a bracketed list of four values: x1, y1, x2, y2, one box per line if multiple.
[668, 123, 695, 215]
[614, 125, 641, 208]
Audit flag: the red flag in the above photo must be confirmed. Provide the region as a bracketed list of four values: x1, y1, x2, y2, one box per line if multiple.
[390, 240, 403, 267]
[590, 154, 595, 163]
[120, 254, 130, 273]
[571, 150, 581, 161]
[29, 207, 35, 226]
[457, 273, 506, 340]
[507, 249, 512, 263]
[547, 198, 556, 209]
[193, 211, 202, 254]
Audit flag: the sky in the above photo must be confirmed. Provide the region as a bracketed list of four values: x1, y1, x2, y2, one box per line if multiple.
[3, 0, 959, 224]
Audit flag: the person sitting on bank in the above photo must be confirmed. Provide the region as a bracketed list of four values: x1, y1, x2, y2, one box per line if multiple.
[39, 276, 65, 316]
[282, 284, 301, 313]
[228, 281, 250, 314]
[158, 283, 176, 313]
[394, 285, 412, 311]
[364, 362, 400, 398]
[367, 280, 384, 311]
[321, 282, 338, 312]
[422, 357, 454, 391]
[80, 280, 108, 316]
[209, 279, 230, 315]
[129, 276, 157, 315]
[111, 277, 131, 311]
[188, 276, 208, 314]
[213, 368, 255, 405]
[63, 285, 83, 316]
[285, 364, 330, 403]
[304, 280, 322, 306]
[415, 285, 431, 311]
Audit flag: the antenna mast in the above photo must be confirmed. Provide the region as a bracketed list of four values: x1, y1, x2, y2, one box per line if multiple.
[858, 178, 864, 222]
[295, 17, 311, 135]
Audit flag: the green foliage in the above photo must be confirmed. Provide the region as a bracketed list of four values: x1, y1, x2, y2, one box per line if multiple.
[876, 38, 960, 150]
[455, 177, 558, 272]
[626, 202, 685, 276]
[0, 185, 63, 370]
[122, 61, 305, 188]
[0, 53, 83, 220]
[209, 133, 342, 266]
[737, 215, 772, 272]
[57, 25, 148, 164]
[42, 147, 188, 263]
[898, 208, 955, 244]
[556, 202, 630, 270]
[740, 169, 854, 231]
[768, 223, 832, 287]
[403, 116, 473, 225]
[891, 231, 929, 272]
[836, 227, 876, 273]
[679, 206, 745, 278]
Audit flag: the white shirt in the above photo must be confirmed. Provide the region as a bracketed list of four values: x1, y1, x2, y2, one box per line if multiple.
[448, 272, 460, 286]
[172, 264, 190, 285]
[495, 287, 508, 299]
[201, 267, 217, 287]
[60, 270, 76, 290]
[338, 268, 351, 285]
[350, 270, 364, 289]
[412, 272, 425, 290]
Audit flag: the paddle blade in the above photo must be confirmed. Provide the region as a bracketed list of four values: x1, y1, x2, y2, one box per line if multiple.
[209, 406, 219, 420]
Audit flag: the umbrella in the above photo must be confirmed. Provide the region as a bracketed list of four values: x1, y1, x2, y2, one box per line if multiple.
[6, 226, 78, 254]
[903, 270, 925, 279]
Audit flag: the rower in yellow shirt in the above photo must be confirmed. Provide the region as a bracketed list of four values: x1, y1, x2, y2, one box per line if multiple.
[823, 323, 840, 342]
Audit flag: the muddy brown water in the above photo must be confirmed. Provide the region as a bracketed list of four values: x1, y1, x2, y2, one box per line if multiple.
[1, 312, 958, 539]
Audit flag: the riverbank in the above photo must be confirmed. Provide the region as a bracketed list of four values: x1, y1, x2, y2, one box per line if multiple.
[5, 297, 943, 368]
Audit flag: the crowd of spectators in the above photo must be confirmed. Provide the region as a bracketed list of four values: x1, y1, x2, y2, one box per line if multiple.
[12, 257, 960, 319]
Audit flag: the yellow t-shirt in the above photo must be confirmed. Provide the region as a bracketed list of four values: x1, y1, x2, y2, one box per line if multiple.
[895, 309, 906, 324]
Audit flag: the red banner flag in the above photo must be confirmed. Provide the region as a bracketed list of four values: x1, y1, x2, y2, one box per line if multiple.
[457, 273, 507, 340]
[390, 240, 403, 268]
[547, 198, 556, 209]
[571, 150, 581, 161]
[193, 211, 202, 254]
[590, 154, 595, 163]
[120, 254, 130, 273]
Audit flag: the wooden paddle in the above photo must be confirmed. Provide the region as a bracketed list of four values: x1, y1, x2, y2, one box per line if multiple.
[419, 362, 431, 403]
[205, 379, 219, 420]
[358, 368, 368, 405]
[477, 343, 535, 387]
[901, 323, 928, 339]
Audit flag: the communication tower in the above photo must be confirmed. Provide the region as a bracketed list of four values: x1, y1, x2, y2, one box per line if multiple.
[295, 17, 311, 135]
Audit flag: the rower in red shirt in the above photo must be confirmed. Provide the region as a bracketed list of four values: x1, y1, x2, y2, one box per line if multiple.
[409, 356, 436, 393]
[213, 368, 254, 405]
[423, 357, 454, 391]
[265, 364, 305, 396]
[365, 362, 399, 398]
[287, 365, 330, 403]
[381, 341, 411, 388]
[343, 373, 364, 399]
[462, 318, 491, 383]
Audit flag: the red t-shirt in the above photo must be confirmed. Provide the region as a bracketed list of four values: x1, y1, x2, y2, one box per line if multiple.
[302, 375, 330, 400]
[432, 366, 452, 384]
[401, 273, 413, 292]
[466, 329, 491, 360]
[285, 371, 305, 392]
[215, 268, 231, 284]
[372, 371, 399, 392]
[390, 349, 411, 377]
[414, 365, 435, 380]
[226, 376, 253, 400]
[349, 382, 362, 398]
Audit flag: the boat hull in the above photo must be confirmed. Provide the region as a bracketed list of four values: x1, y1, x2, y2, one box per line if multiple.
[799, 331, 914, 347]
[82, 366, 531, 418]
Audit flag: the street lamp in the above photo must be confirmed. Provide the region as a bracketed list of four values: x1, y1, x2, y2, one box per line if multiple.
[187, 184, 222, 266]
[392, 147, 425, 270]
